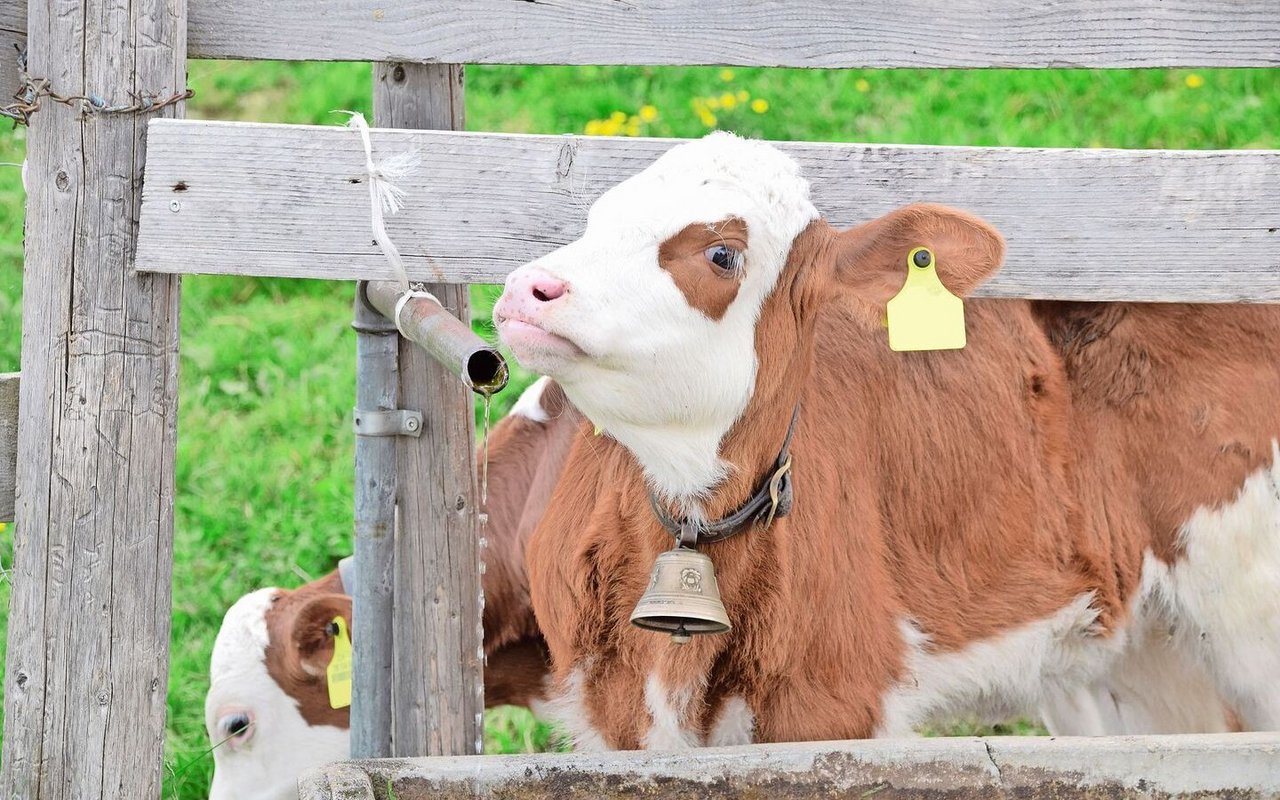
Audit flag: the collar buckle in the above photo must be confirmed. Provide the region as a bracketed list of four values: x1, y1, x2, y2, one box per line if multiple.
[761, 454, 793, 530]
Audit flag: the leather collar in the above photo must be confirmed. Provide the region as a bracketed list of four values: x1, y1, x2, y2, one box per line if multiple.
[649, 405, 799, 547]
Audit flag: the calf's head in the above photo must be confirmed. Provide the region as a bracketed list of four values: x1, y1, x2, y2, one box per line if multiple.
[205, 575, 350, 800]
[494, 133, 1004, 503]
[204, 377, 574, 799]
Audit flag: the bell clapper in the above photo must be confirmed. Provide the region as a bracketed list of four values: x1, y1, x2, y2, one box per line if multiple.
[671, 624, 692, 645]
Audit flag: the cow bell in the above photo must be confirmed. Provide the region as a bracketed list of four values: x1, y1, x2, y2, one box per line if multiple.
[630, 547, 731, 644]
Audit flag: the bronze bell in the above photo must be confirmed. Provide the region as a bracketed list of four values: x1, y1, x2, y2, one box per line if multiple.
[630, 547, 731, 644]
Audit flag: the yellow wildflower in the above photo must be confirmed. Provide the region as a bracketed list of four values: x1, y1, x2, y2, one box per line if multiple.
[719, 92, 737, 109]
[587, 116, 624, 136]
[705, 96, 721, 110]
[750, 98, 769, 114]
[638, 105, 659, 122]
[609, 110, 627, 123]
[625, 116, 642, 136]
[736, 90, 749, 103]
[1185, 73, 1205, 89]
[855, 78, 871, 93]
[719, 68, 735, 82]
[697, 109, 718, 127]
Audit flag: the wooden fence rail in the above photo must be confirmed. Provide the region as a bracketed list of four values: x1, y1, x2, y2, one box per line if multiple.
[3, 1, 1279, 70]
[137, 121, 1280, 302]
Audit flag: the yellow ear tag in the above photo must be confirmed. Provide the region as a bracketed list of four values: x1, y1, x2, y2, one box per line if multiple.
[326, 616, 353, 710]
[886, 247, 966, 352]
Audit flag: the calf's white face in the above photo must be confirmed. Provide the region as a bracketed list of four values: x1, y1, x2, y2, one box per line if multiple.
[494, 133, 817, 501]
[205, 588, 349, 800]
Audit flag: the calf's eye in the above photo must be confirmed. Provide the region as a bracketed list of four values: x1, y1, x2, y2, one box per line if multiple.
[219, 712, 254, 742]
[704, 245, 743, 276]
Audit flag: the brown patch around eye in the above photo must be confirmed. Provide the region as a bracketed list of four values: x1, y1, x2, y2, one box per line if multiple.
[657, 218, 750, 321]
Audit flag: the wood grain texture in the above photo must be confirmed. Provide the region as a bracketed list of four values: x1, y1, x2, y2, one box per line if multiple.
[0, 5, 20, 113]
[5, 0, 1278, 67]
[376, 62, 485, 759]
[138, 123, 1280, 302]
[0, 2, 23, 39]
[0, 0, 184, 795]
[189, 0, 1280, 68]
[0, 372, 16, 523]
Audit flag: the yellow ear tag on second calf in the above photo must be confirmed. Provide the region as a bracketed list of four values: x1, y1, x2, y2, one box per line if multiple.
[886, 246, 966, 352]
[326, 616, 353, 710]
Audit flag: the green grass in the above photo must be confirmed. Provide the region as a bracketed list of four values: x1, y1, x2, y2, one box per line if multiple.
[0, 62, 1277, 797]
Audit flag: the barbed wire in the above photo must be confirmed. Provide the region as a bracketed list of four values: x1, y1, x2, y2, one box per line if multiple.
[3, 46, 193, 126]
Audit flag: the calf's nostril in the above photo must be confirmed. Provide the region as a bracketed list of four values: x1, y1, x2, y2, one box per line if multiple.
[529, 277, 566, 303]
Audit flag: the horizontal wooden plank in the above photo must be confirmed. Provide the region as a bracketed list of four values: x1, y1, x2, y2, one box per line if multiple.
[3, 1, 1279, 67]
[1, 373, 15, 523]
[298, 733, 1280, 800]
[137, 120, 1280, 302]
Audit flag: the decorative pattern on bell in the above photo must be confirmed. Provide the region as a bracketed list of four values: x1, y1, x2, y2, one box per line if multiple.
[630, 547, 731, 644]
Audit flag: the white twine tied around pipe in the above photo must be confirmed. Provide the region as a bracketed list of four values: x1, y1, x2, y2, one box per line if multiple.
[342, 110, 440, 339]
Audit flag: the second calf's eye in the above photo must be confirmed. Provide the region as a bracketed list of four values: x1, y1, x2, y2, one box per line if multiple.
[704, 245, 743, 276]
[217, 711, 255, 745]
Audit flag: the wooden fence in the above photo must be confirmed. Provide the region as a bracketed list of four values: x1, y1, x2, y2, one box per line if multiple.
[5, 2, 1280, 68]
[1, 1, 1277, 798]
[136, 124, 1280, 301]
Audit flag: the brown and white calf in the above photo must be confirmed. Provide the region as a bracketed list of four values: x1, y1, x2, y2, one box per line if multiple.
[204, 378, 578, 800]
[493, 132, 1280, 749]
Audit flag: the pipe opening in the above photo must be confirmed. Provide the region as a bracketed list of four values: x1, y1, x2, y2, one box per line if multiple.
[464, 349, 509, 395]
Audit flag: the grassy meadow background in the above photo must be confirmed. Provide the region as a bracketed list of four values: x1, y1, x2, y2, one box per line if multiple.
[0, 62, 1277, 796]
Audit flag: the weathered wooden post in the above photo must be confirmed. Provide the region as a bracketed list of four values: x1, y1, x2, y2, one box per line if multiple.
[1, 0, 185, 794]
[1, 373, 17, 523]
[372, 62, 486, 757]
[0, 26, 19, 126]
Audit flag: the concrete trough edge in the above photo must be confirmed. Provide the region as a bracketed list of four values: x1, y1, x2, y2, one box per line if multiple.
[298, 732, 1280, 799]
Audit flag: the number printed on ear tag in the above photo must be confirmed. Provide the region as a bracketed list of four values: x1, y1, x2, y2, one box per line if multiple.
[326, 616, 353, 710]
[886, 247, 966, 352]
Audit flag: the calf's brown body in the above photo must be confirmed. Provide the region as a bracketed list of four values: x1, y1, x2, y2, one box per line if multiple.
[526, 212, 1280, 747]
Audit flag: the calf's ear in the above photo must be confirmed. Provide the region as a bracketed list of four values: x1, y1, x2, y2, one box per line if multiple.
[832, 203, 1005, 303]
[291, 594, 352, 678]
